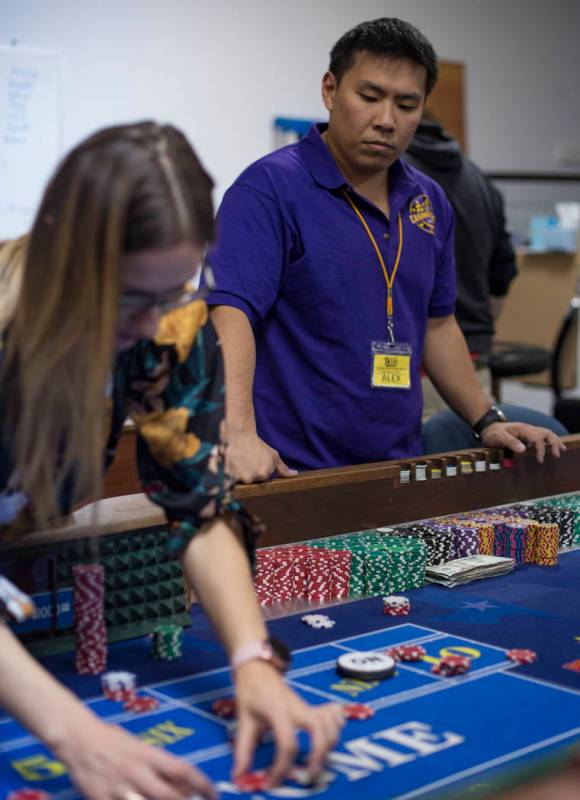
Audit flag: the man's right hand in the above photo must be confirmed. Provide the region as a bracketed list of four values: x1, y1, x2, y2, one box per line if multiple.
[226, 430, 298, 484]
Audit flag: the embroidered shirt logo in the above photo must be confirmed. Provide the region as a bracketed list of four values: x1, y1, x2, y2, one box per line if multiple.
[409, 194, 435, 235]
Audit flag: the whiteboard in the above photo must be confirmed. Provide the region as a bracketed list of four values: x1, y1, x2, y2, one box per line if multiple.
[0, 46, 62, 240]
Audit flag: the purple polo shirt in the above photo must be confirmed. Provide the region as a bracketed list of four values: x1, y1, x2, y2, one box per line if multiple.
[207, 124, 456, 470]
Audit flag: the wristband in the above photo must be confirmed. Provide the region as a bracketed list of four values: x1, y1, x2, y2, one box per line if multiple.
[231, 637, 291, 672]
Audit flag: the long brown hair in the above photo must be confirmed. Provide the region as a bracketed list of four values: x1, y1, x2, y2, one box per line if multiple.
[0, 235, 28, 335]
[1, 121, 214, 528]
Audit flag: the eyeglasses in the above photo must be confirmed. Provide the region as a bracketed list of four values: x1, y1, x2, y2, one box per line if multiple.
[118, 262, 216, 315]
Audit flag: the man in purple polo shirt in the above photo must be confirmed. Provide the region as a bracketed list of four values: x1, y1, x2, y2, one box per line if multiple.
[207, 17, 563, 482]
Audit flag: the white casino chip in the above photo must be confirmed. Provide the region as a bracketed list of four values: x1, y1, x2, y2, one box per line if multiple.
[301, 614, 334, 628]
[336, 650, 396, 680]
[310, 619, 335, 629]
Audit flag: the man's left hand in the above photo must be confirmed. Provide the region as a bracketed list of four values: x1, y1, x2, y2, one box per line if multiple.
[480, 422, 566, 463]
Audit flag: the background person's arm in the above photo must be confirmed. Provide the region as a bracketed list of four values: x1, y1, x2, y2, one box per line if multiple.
[423, 314, 564, 462]
[211, 305, 296, 483]
[490, 295, 505, 320]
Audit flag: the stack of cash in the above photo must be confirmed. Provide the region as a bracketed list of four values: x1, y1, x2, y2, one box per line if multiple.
[425, 554, 515, 587]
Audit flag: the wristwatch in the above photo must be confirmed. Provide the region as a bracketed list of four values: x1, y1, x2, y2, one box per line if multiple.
[472, 405, 507, 440]
[231, 636, 292, 673]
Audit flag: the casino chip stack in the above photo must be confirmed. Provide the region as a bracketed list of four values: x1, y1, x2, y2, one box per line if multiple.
[254, 543, 352, 605]
[492, 520, 530, 563]
[310, 535, 367, 596]
[306, 548, 333, 602]
[543, 494, 580, 545]
[382, 595, 411, 616]
[212, 697, 237, 718]
[516, 503, 576, 549]
[342, 702, 375, 720]
[393, 523, 454, 565]
[330, 549, 353, 599]
[73, 563, 107, 675]
[151, 623, 183, 660]
[124, 694, 160, 713]
[254, 549, 274, 606]
[380, 534, 427, 592]
[440, 524, 480, 558]
[388, 643, 426, 662]
[235, 772, 270, 792]
[101, 671, 136, 702]
[363, 547, 391, 595]
[431, 654, 471, 676]
[532, 523, 559, 566]
[310, 531, 428, 597]
[476, 522, 496, 556]
[506, 648, 537, 664]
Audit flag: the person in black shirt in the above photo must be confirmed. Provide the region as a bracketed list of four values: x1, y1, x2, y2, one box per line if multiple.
[405, 117, 567, 451]
[404, 116, 517, 419]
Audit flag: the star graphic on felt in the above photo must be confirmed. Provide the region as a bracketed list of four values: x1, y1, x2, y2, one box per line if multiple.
[418, 586, 551, 625]
[461, 600, 499, 613]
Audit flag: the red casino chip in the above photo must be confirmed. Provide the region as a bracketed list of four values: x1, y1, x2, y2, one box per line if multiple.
[235, 770, 270, 791]
[7, 790, 52, 799]
[388, 644, 426, 662]
[124, 695, 160, 712]
[212, 697, 237, 718]
[431, 654, 471, 676]
[387, 647, 401, 661]
[506, 648, 537, 664]
[563, 659, 580, 672]
[341, 702, 375, 720]
[108, 688, 136, 703]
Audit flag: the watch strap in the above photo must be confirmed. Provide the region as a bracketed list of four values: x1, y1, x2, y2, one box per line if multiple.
[472, 405, 507, 439]
[231, 637, 290, 672]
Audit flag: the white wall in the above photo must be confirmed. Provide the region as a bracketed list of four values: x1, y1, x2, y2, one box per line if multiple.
[2, 0, 580, 206]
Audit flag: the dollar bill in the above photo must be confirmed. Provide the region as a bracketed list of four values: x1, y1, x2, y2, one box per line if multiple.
[426, 554, 515, 587]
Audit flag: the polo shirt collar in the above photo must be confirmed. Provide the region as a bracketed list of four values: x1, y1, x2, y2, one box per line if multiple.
[299, 124, 346, 190]
[299, 123, 422, 198]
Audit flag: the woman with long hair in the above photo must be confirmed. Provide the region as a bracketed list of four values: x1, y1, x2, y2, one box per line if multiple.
[0, 121, 343, 800]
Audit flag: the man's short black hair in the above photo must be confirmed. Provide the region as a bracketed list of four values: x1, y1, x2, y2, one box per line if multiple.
[329, 18, 438, 95]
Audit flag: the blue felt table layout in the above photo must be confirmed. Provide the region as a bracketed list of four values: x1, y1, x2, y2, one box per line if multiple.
[1, 622, 579, 800]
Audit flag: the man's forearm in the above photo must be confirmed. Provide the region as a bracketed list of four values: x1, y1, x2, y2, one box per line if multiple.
[423, 315, 491, 426]
[211, 305, 257, 433]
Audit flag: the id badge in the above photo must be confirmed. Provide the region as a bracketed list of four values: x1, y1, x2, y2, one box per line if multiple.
[370, 341, 412, 389]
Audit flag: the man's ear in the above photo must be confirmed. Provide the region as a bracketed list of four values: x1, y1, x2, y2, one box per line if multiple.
[321, 71, 337, 112]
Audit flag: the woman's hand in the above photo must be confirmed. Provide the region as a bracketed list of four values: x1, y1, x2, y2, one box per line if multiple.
[54, 716, 216, 800]
[233, 660, 344, 787]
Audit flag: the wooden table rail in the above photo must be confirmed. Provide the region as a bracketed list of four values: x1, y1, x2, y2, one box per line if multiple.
[3, 435, 580, 551]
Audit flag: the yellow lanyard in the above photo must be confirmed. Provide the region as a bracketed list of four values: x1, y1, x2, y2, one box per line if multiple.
[343, 189, 403, 342]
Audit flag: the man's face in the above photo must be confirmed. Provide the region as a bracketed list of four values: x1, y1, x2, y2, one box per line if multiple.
[322, 51, 427, 176]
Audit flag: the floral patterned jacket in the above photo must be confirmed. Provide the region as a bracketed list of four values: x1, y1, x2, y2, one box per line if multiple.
[0, 301, 261, 622]
[107, 300, 260, 558]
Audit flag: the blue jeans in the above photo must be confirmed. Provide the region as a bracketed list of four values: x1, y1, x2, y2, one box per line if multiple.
[421, 404, 568, 455]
